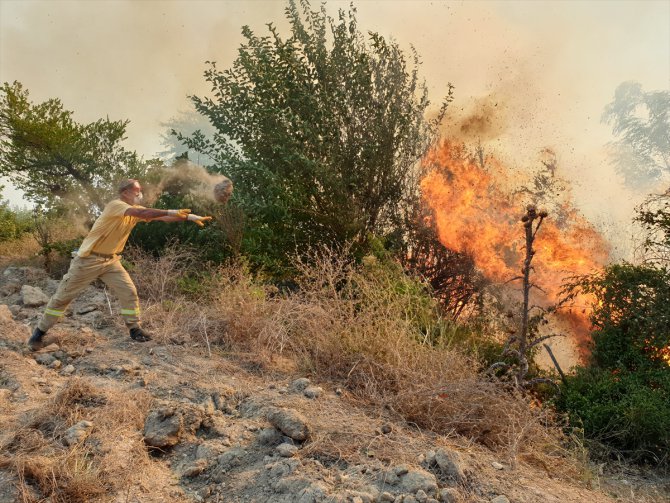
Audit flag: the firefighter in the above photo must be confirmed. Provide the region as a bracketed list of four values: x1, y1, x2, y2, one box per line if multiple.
[27, 178, 212, 350]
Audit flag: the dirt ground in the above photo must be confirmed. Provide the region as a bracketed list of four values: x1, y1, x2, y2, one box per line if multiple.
[0, 264, 667, 503]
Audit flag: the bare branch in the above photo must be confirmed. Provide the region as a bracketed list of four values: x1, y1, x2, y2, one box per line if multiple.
[528, 333, 563, 348]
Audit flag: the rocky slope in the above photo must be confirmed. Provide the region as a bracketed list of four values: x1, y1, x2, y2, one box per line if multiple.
[0, 265, 665, 503]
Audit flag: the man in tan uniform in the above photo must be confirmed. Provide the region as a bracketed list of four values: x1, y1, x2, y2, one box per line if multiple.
[28, 179, 212, 350]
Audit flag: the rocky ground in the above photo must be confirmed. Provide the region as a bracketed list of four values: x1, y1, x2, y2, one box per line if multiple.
[0, 265, 667, 503]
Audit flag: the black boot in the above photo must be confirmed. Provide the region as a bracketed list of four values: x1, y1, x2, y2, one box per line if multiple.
[129, 327, 152, 342]
[27, 327, 47, 351]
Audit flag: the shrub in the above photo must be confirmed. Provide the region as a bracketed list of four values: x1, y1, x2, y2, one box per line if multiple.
[559, 263, 670, 464]
[557, 367, 670, 463]
[128, 244, 568, 462]
[0, 202, 32, 242]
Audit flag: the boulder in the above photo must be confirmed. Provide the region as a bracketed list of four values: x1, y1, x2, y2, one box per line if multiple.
[289, 377, 311, 392]
[434, 448, 464, 483]
[276, 443, 298, 458]
[303, 386, 323, 399]
[20, 285, 49, 307]
[266, 407, 310, 441]
[143, 407, 183, 448]
[397, 468, 438, 495]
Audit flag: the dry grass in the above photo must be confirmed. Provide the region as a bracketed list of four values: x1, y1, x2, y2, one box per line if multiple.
[0, 378, 155, 502]
[125, 244, 579, 474]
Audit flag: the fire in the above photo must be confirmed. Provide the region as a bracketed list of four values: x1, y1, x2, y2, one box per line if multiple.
[421, 140, 610, 357]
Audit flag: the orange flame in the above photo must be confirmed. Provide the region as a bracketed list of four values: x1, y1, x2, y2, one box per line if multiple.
[421, 140, 610, 357]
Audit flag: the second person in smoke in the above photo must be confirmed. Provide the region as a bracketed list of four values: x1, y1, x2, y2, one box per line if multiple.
[28, 178, 213, 350]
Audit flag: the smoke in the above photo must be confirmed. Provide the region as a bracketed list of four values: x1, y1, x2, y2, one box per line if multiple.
[144, 160, 230, 206]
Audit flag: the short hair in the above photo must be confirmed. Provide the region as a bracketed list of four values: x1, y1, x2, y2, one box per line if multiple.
[118, 178, 140, 194]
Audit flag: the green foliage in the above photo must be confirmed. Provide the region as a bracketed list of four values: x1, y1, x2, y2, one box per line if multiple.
[565, 263, 670, 370]
[0, 201, 33, 241]
[558, 367, 670, 463]
[558, 263, 670, 463]
[602, 81, 670, 189]
[179, 0, 451, 271]
[0, 81, 158, 219]
[127, 191, 237, 265]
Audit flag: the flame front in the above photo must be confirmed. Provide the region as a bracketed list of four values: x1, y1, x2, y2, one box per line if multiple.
[421, 141, 610, 356]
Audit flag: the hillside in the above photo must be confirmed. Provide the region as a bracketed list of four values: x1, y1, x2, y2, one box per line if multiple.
[0, 263, 666, 503]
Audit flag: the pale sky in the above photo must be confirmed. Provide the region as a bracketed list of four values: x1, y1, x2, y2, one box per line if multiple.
[1, 0, 669, 256]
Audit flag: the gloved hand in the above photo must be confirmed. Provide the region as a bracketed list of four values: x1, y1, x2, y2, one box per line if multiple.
[187, 214, 213, 227]
[168, 208, 191, 218]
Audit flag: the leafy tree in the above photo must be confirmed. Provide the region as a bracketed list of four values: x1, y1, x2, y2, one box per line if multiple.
[0, 81, 157, 220]
[602, 81, 670, 189]
[558, 264, 670, 463]
[160, 107, 216, 165]
[178, 0, 450, 271]
[635, 193, 670, 265]
[0, 200, 33, 241]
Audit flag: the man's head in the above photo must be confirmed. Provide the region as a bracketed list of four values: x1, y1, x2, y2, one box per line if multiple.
[118, 179, 143, 205]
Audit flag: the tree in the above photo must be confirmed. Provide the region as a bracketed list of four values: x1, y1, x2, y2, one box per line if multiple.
[0, 81, 156, 220]
[487, 205, 559, 392]
[179, 0, 450, 271]
[558, 264, 670, 463]
[602, 81, 670, 190]
[160, 107, 216, 165]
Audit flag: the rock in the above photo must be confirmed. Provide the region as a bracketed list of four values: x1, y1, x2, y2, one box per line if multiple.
[195, 440, 228, 460]
[216, 447, 246, 471]
[303, 386, 323, 399]
[63, 420, 93, 446]
[143, 408, 183, 448]
[439, 488, 460, 503]
[403, 497, 418, 503]
[276, 443, 298, 458]
[0, 281, 20, 296]
[202, 414, 228, 437]
[49, 359, 62, 369]
[62, 364, 75, 375]
[266, 407, 310, 441]
[0, 304, 14, 323]
[434, 448, 464, 483]
[36, 353, 56, 366]
[395, 468, 438, 495]
[75, 304, 98, 315]
[427, 499, 439, 503]
[182, 459, 208, 477]
[258, 427, 283, 446]
[289, 377, 311, 392]
[41, 343, 60, 353]
[380, 492, 395, 502]
[394, 465, 410, 476]
[416, 490, 428, 502]
[0, 389, 12, 401]
[20, 285, 49, 307]
[381, 423, 393, 434]
[490, 497, 509, 503]
[491, 461, 504, 470]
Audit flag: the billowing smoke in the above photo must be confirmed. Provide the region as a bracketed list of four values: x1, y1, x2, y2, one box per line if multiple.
[143, 160, 232, 207]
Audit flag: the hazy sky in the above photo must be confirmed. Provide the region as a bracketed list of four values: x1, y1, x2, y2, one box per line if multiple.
[1, 0, 669, 255]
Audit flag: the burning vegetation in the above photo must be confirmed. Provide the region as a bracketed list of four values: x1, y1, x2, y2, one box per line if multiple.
[419, 140, 611, 360]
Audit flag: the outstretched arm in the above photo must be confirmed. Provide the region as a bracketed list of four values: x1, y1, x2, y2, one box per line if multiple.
[124, 207, 189, 221]
[124, 207, 212, 227]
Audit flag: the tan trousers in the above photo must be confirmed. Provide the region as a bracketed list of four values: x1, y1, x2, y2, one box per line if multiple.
[37, 255, 141, 332]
